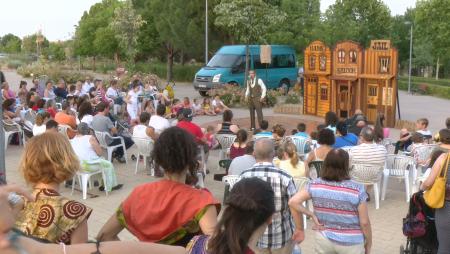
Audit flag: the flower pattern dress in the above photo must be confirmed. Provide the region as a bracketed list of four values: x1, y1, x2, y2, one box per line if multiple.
[14, 188, 92, 244]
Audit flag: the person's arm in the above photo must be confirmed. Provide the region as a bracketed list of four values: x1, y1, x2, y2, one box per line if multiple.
[245, 82, 250, 98]
[70, 218, 88, 244]
[421, 153, 446, 190]
[198, 205, 218, 236]
[96, 212, 125, 241]
[259, 79, 267, 99]
[230, 124, 240, 134]
[288, 188, 319, 225]
[145, 127, 158, 141]
[90, 136, 104, 156]
[358, 202, 372, 254]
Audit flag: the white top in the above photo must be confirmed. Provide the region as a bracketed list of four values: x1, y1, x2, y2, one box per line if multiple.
[32, 124, 46, 136]
[127, 90, 139, 107]
[106, 87, 119, 99]
[212, 99, 222, 108]
[245, 77, 267, 99]
[70, 135, 100, 161]
[133, 124, 151, 140]
[81, 82, 94, 96]
[149, 115, 170, 134]
[349, 143, 387, 168]
[81, 114, 94, 127]
[193, 103, 202, 112]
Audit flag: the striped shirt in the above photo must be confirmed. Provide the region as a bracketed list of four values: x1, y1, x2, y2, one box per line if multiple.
[349, 143, 387, 167]
[240, 162, 297, 249]
[308, 178, 367, 245]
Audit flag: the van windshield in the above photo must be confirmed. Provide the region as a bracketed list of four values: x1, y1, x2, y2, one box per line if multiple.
[206, 54, 241, 68]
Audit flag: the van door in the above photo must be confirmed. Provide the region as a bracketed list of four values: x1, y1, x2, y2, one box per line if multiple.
[269, 54, 297, 90]
[253, 54, 273, 88]
[227, 55, 246, 86]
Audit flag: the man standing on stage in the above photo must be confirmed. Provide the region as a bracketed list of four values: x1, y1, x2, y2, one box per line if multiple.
[245, 70, 266, 130]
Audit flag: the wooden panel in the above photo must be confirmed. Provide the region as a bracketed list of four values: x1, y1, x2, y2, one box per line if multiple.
[305, 77, 318, 115]
[331, 41, 363, 78]
[304, 40, 332, 75]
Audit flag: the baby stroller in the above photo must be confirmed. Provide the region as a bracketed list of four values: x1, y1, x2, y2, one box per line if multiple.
[400, 191, 438, 254]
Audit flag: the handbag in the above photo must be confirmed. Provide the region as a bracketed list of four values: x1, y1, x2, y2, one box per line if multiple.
[424, 153, 450, 208]
[402, 193, 427, 238]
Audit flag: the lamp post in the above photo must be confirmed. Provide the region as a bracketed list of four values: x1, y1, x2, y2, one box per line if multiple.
[205, 0, 208, 65]
[405, 21, 413, 94]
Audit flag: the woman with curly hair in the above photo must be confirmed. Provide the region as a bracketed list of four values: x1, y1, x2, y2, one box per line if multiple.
[97, 127, 220, 247]
[14, 132, 92, 244]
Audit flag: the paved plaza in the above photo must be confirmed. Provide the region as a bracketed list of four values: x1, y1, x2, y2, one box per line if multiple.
[3, 69, 450, 253]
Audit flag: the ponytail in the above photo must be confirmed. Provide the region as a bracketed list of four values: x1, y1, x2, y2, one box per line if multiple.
[284, 142, 299, 167]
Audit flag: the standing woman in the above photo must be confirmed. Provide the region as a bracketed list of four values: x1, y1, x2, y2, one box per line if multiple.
[421, 128, 450, 254]
[126, 82, 140, 124]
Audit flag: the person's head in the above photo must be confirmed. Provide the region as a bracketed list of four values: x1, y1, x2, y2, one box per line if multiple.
[376, 112, 385, 127]
[181, 108, 193, 122]
[61, 101, 71, 113]
[85, 76, 91, 83]
[193, 98, 198, 104]
[77, 122, 91, 136]
[36, 99, 46, 109]
[33, 78, 39, 85]
[2, 98, 15, 110]
[88, 87, 96, 97]
[19, 80, 27, 89]
[446, 117, 450, 129]
[69, 84, 76, 93]
[325, 111, 338, 127]
[318, 128, 335, 146]
[316, 124, 326, 131]
[20, 132, 80, 185]
[206, 125, 215, 134]
[45, 120, 59, 132]
[58, 79, 66, 88]
[214, 94, 220, 101]
[310, 131, 318, 141]
[272, 124, 286, 138]
[297, 123, 306, 132]
[35, 111, 50, 126]
[132, 82, 139, 92]
[416, 118, 429, 130]
[428, 149, 445, 168]
[208, 177, 275, 254]
[249, 69, 256, 79]
[203, 97, 210, 104]
[110, 79, 117, 88]
[336, 121, 348, 136]
[291, 129, 298, 135]
[45, 99, 55, 110]
[321, 149, 350, 181]
[152, 127, 199, 185]
[439, 129, 450, 145]
[245, 141, 254, 155]
[223, 109, 233, 122]
[260, 120, 269, 131]
[156, 103, 166, 116]
[253, 138, 275, 162]
[183, 97, 190, 105]
[96, 101, 110, 114]
[76, 80, 82, 89]
[139, 112, 151, 125]
[356, 120, 367, 128]
[78, 101, 93, 120]
[410, 132, 424, 144]
[354, 109, 363, 115]
[236, 129, 248, 145]
[2, 82, 9, 90]
[283, 142, 299, 167]
[46, 81, 53, 89]
[360, 126, 375, 143]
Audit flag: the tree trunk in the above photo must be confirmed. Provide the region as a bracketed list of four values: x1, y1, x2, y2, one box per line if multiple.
[244, 44, 250, 87]
[92, 56, 96, 72]
[166, 44, 174, 82]
[435, 57, 440, 80]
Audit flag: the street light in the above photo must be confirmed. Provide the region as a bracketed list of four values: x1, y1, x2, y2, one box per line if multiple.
[405, 21, 413, 94]
[205, 0, 208, 65]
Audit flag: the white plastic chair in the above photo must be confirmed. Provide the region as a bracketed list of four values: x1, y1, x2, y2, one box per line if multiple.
[132, 137, 154, 175]
[216, 134, 236, 170]
[288, 136, 310, 158]
[199, 145, 207, 175]
[381, 155, 415, 202]
[57, 124, 74, 139]
[3, 121, 25, 150]
[71, 161, 108, 200]
[222, 175, 240, 190]
[350, 164, 383, 209]
[94, 131, 128, 163]
[411, 144, 437, 183]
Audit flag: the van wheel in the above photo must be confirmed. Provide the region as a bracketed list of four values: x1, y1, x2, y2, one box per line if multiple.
[199, 91, 208, 97]
[279, 79, 290, 95]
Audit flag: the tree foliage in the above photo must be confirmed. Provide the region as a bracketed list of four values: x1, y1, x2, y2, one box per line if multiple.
[22, 33, 50, 54]
[0, 33, 22, 53]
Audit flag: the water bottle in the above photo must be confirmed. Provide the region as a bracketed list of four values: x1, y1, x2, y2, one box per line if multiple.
[292, 244, 302, 254]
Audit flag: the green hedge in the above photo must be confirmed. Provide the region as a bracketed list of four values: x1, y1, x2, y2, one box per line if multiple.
[399, 76, 450, 87]
[130, 62, 200, 82]
[398, 79, 450, 99]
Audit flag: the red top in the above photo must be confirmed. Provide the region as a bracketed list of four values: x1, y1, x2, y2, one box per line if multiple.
[46, 108, 57, 118]
[177, 121, 204, 143]
[121, 180, 220, 243]
[230, 144, 247, 159]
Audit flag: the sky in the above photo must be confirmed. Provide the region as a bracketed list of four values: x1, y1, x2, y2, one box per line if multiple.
[0, 0, 416, 42]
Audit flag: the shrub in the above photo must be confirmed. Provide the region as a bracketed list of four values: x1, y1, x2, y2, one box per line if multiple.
[285, 91, 301, 104]
[6, 60, 23, 69]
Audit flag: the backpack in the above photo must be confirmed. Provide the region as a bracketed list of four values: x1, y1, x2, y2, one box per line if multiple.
[402, 191, 428, 238]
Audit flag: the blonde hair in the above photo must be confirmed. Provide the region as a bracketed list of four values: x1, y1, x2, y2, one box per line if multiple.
[283, 142, 299, 168]
[20, 132, 80, 185]
[35, 112, 50, 126]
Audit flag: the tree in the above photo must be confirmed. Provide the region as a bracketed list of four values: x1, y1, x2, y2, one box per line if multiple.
[132, 0, 162, 61]
[22, 33, 49, 54]
[389, 8, 414, 67]
[322, 0, 392, 47]
[110, 0, 145, 62]
[0, 33, 22, 53]
[415, 0, 450, 80]
[46, 42, 66, 61]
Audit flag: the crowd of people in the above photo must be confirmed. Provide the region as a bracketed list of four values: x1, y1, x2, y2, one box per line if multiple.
[0, 70, 449, 254]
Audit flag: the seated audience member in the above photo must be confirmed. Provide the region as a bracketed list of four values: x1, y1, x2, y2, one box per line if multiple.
[433, 117, 450, 142]
[71, 123, 123, 192]
[216, 109, 239, 134]
[78, 101, 94, 127]
[177, 108, 208, 148]
[416, 118, 432, 141]
[14, 132, 92, 244]
[395, 128, 412, 154]
[91, 102, 134, 163]
[2, 98, 22, 124]
[18, 80, 28, 104]
[186, 178, 275, 254]
[54, 79, 68, 99]
[202, 98, 216, 116]
[350, 127, 387, 169]
[97, 127, 219, 246]
[374, 112, 389, 142]
[334, 121, 358, 148]
[294, 122, 309, 139]
[45, 99, 57, 118]
[212, 95, 229, 114]
[254, 120, 271, 137]
[278, 142, 306, 178]
[192, 98, 203, 116]
[106, 79, 122, 105]
[43, 81, 56, 100]
[45, 119, 59, 132]
[345, 109, 366, 126]
[2, 82, 14, 100]
[325, 111, 338, 133]
[305, 128, 335, 177]
[55, 102, 77, 138]
[229, 141, 256, 175]
[230, 129, 248, 159]
[289, 149, 372, 254]
[205, 125, 218, 150]
[272, 124, 286, 149]
[438, 129, 450, 152]
[239, 138, 303, 253]
[132, 112, 161, 176]
[182, 97, 192, 109]
[150, 104, 171, 135]
[32, 111, 50, 136]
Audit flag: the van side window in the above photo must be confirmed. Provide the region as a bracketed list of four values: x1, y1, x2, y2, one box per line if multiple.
[253, 55, 268, 69]
[273, 54, 295, 68]
[234, 55, 246, 73]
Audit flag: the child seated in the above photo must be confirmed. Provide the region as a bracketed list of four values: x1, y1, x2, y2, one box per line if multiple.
[205, 125, 218, 149]
[294, 122, 309, 139]
[202, 98, 216, 116]
[192, 98, 203, 116]
[416, 118, 432, 141]
[212, 95, 229, 114]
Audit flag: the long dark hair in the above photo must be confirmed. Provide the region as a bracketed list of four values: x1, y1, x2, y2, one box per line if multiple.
[374, 112, 385, 142]
[325, 111, 338, 127]
[208, 177, 275, 254]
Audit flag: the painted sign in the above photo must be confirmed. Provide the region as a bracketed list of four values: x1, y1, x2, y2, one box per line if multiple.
[370, 40, 391, 51]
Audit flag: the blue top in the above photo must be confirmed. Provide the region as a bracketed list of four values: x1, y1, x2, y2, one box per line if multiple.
[333, 133, 358, 148]
[255, 131, 272, 137]
[294, 132, 309, 139]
